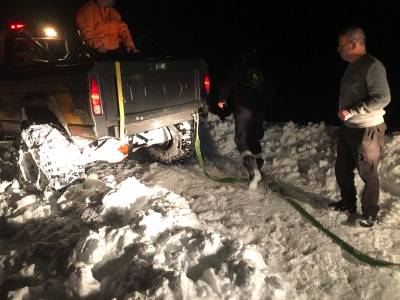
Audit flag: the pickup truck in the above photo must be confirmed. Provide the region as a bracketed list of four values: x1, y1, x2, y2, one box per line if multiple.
[0, 23, 210, 163]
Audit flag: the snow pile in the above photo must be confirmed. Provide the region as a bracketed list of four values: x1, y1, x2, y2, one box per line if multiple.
[1, 116, 400, 299]
[76, 137, 128, 164]
[380, 134, 400, 196]
[206, 114, 394, 200]
[18, 125, 129, 191]
[201, 116, 237, 157]
[66, 177, 287, 299]
[264, 121, 339, 195]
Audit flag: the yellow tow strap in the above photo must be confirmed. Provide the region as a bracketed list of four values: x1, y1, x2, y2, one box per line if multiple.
[115, 61, 125, 141]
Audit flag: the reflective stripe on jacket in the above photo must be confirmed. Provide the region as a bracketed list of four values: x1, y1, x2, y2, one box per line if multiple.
[76, 1, 135, 51]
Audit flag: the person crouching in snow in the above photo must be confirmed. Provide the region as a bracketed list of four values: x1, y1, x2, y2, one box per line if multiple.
[217, 48, 274, 190]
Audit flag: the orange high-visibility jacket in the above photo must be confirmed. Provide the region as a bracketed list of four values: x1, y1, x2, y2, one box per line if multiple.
[76, 1, 136, 51]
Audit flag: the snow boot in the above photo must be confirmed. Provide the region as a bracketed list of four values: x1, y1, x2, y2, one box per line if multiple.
[359, 215, 377, 228]
[242, 152, 261, 191]
[328, 200, 356, 214]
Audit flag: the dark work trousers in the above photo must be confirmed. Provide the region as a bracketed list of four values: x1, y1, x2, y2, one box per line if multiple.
[88, 47, 131, 61]
[335, 123, 386, 218]
[233, 107, 265, 155]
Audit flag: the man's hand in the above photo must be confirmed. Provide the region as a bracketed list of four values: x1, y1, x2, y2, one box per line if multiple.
[127, 47, 140, 54]
[218, 100, 227, 110]
[338, 110, 353, 121]
[97, 45, 107, 53]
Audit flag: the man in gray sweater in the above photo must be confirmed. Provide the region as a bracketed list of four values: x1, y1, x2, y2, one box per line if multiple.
[329, 26, 391, 227]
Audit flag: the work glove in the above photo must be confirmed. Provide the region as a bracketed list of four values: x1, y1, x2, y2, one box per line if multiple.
[217, 99, 227, 110]
[215, 99, 231, 121]
[127, 47, 141, 54]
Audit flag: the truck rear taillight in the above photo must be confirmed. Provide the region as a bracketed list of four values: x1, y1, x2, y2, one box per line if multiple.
[10, 23, 27, 30]
[204, 73, 211, 95]
[90, 78, 103, 115]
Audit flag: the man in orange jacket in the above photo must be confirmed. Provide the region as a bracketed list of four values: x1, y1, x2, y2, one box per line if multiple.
[76, 0, 139, 54]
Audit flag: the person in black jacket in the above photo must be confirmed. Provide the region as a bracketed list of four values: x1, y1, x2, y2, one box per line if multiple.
[217, 48, 273, 190]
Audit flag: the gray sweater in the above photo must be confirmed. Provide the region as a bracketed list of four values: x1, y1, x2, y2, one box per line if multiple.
[339, 54, 391, 128]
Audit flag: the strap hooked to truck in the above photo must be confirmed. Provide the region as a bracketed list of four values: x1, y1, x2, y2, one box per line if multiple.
[115, 61, 125, 141]
[115, 61, 129, 155]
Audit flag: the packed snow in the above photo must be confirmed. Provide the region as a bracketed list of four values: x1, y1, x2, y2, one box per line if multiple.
[1, 114, 400, 299]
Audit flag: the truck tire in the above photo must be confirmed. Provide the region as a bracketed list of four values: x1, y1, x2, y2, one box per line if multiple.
[148, 121, 194, 164]
[17, 124, 83, 192]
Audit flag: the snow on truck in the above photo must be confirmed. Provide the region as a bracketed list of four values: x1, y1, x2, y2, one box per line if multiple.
[0, 22, 210, 190]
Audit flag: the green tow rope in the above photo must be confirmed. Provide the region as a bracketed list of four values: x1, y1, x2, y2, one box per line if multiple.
[194, 116, 400, 268]
[270, 184, 400, 268]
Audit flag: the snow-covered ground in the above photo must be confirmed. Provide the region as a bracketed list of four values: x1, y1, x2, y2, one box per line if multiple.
[1, 114, 400, 299]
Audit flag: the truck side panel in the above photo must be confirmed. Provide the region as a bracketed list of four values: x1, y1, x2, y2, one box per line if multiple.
[0, 64, 94, 138]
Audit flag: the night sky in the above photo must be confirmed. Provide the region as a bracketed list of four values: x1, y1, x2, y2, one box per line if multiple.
[2, 0, 399, 128]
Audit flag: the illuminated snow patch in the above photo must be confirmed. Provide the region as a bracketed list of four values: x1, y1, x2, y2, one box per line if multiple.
[66, 178, 287, 299]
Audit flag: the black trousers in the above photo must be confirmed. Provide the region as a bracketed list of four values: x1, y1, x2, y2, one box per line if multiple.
[234, 107, 265, 155]
[335, 123, 386, 218]
[88, 47, 130, 60]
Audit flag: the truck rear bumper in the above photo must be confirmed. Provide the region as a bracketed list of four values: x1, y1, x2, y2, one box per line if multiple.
[123, 106, 198, 136]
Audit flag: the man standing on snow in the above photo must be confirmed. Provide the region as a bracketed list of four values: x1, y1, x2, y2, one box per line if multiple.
[217, 49, 273, 191]
[329, 26, 390, 227]
[76, 0, 140, 55]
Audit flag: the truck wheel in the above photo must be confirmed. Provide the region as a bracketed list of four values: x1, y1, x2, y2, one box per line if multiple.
[148, 121, 194, 164]
[17, 124, 83, 192]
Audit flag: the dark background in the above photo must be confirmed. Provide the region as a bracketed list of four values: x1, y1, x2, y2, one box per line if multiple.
[2, 0, 399, 129]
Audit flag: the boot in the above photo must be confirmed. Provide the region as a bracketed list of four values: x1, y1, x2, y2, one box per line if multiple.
[242, 154, 261, 191]
[328, 199, 356, 214]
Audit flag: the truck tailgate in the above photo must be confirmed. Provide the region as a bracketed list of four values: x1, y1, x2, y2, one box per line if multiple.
[96, 59, 205, 123]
